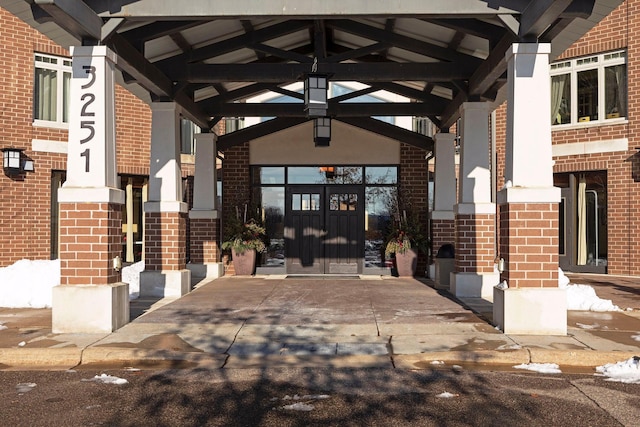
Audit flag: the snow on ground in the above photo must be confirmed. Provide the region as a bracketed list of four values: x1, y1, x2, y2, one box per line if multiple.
[0, 259, 143, 308]
[596, 357, 640, 384]
[0, 259, 60, 308]
[563, 284, 621, 311]
[436, 392, 459, 398]
[121, 261, 144, 299]
[81, 374, 128, 385]
[558, 268, 621, 312]
[513, 363, 562, 374]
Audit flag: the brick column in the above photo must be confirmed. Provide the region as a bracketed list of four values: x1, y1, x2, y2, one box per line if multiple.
[431, 132, 456, 289]
[494, 43, 566, 335]
[188, 133, 223, 279]
[400, 143, 429, 276]
[140, 102, 191, 297]
[53, 46, 128, 333]
[451, 102, 498, 298]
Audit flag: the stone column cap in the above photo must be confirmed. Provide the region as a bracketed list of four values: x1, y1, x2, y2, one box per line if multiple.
[58, 187, 124, 204]
[189, 209, 220, 220]
[497, 187, 560, 204]
[431, 210, 455, 220]
[455, 203, 496, 215]
[145, 201, 189, 213]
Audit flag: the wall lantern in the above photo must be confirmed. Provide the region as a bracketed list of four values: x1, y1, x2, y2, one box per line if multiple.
[314, 117, 331, 147]
[304, 71, 328, 118]
[2, 148, 34, 176]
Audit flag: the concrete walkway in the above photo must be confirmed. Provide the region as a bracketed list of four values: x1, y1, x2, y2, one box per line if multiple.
[1, 275, 639, 370]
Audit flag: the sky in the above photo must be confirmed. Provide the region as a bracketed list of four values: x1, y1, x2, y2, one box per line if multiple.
[1, 259, 639, 383]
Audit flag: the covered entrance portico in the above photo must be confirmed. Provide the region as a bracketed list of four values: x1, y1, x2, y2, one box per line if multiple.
[5, 0, 623, 335]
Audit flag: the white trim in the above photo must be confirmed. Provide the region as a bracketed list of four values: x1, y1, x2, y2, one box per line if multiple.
[497, 187, 561, 204]
[431, 210, 455, 220]
[455, 203, 496, 215]
[551, 118, 627, 132]
[32, 120, 70, 130]
[144, 201, 189, 213]
[58, 187, 125, 204]
[188, 209, 220, 219]
[32, 139, 68, 154]
[552, 138, 628, 157]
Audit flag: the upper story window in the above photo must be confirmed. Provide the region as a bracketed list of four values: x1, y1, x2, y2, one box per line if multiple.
[551, 50, 627, 126]
[34, 53, 71, 128]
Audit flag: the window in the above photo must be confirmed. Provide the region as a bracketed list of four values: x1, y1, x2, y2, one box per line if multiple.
[34, 53, 71, 128]
[180, 118, 200, 155]
[551, 50, 627, 126]
[413, 117, 434, 137]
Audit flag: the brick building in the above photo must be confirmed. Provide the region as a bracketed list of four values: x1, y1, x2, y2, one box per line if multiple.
[0, 1, 624, 335]
[492, 1, 639, 277]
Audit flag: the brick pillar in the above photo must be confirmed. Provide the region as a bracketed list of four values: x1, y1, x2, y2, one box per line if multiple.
[494, 43, 566, 335]
[221, 142, 251, 275]
[400, 143, 429, 276]
[140, 102, 191, 296]
[431, 132, 456, 288]
[53, 46, 128, 333]
[59, 203, 122, 286]
[188, 133, 223, 278]
[451, 102, 498, 298]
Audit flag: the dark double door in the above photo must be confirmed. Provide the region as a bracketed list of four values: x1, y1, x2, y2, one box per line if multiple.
[285, 185, 364, 274]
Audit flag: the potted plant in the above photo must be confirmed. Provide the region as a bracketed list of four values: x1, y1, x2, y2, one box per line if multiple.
[385, 210, 429, 277]
[222, 205, 268, 275]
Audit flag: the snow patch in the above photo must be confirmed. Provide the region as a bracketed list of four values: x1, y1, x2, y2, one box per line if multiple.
[0, 259, 60, 308]
[81, 374, 128, 385]
[122, 261, 144, 300]
[513, 363, 562, 374]
[436, 391, 458, 398]
[0, 259, 143, 308]
[596, 357, 640, 384]
[565, 284, 621, 312]
[558, 268, 621, 312]
[15, 383, 36, 393]
[282, 402, 314, 411]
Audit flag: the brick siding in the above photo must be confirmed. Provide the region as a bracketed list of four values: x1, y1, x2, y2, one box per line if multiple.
[59, 203, 122, 285]
[499, 203, 559, 288]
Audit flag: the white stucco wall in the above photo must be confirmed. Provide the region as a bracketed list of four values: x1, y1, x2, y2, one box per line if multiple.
[249, 120, 401, 165]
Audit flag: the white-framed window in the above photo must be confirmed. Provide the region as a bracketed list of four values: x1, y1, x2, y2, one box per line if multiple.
[33, 53, 72, 128]
[551, 50, 627, 127]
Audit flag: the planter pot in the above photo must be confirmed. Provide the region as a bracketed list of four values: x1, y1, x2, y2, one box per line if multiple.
[231, 248, 257, 276]
[394, 249, 418, 277]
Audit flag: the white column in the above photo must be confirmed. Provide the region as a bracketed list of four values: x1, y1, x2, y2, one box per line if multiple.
[451, 101, 498, 299]
[431, 132, 456, 288]
[140, 102, 190, 297]
[503, 43, 555, 191]
[191, 133, 219, 213]
[494, 43, 565, 335]
[188, 133, 224, 279]
[54, 46, 128, 334]
[59, 45, 123, 203]
[432, 132, 456, 218]
[146, 102, 187, 213]
[458, 102, 492, 207]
